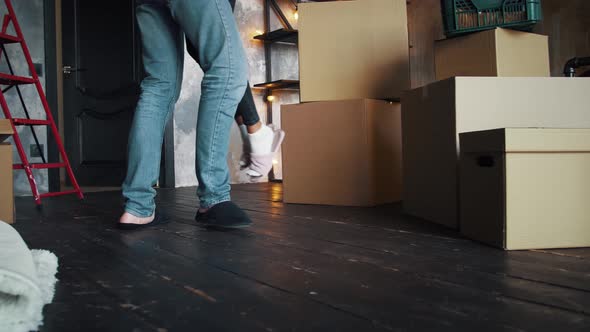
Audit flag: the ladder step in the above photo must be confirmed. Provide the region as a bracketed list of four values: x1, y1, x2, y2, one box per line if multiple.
[0, 32, 20, 44]
[14, 162, 66, 170]
[12, 118, 51, 126]
[40, 190, 79, 199]
[0, 72, 36, 85]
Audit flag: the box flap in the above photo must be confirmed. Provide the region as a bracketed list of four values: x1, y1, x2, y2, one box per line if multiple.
[461, 128, 590, 153]
[0, 119, 14, 142]
[460, 128, 506, 153]
[505, 128, 590, 152]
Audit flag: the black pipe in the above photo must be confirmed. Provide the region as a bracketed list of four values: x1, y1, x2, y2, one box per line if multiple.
[563, 57, 590, 77]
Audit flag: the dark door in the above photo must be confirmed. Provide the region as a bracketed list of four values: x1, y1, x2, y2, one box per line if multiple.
[62, 0, 141, 186]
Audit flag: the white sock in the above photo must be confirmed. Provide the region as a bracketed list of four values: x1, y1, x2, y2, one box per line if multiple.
[248, 124, 274, 155]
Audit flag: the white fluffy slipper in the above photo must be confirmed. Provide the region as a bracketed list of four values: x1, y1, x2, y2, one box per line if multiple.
[247, 126, 285, 178]
[0, 221, 58, 332]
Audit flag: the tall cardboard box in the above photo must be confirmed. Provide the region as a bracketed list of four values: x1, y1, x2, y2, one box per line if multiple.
[298, 0, 409, 102]
[0, 119, 14, 224]
[460, 128, 590, 250]
[281, 99, 402, 206]
[402, 77, 590, 228]
[435, 28, 550, 81]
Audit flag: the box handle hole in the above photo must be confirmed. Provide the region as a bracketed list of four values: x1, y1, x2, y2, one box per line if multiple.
[477, 155, 495, 167]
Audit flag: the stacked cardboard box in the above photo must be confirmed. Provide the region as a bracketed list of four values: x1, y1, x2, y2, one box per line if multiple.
[0, 119, 14, 223]
[403, 77, 590, 228]
[402, 27, 590, 249]
[434, 28, 550, 80]
[298, 0, 410, 102]
[281, 0, 409, 206]
[459, 128, 590, 250]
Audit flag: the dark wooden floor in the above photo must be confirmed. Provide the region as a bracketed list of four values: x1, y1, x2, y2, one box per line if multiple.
[13, 183, 590, 332]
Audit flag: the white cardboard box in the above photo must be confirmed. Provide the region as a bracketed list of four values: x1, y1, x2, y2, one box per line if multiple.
[402, 77, 590, 228]
[460, 128, 590, 250]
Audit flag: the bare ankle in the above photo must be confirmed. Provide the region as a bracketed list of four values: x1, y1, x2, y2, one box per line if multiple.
[247, 121, 262, 134]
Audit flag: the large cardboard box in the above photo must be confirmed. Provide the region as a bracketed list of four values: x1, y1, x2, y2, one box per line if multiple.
[0, 119, 14, 224]
[460, 128, 590, 250]
[435, 28, 550, 81]
[402, 77, 590, 228]
[281, 99, 402, 206]
[298, 0, 409, 102]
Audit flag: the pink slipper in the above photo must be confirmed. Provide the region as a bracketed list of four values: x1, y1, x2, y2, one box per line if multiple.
[247, 126, 285, 177]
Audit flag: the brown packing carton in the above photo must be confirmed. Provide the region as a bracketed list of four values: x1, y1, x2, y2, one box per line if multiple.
[435, 28, 550, 81]
[402, 77, 590, 228]
[281, 99, 402, 206]
[0, 119, 14, 223]
[298, 0, 409, 102]
[460, 128, 590, 250]
[0, 118, 12, 141]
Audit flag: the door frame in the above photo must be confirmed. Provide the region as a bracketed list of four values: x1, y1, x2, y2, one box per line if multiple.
[43, 0, 60, 192]
[43, 0, 175, 189]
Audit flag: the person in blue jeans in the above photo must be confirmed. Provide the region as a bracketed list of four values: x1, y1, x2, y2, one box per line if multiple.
[118, 0, 281, 229]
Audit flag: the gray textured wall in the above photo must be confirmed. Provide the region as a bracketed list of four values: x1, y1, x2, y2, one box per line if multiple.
[1, 0, 47, 195]
[173, 0, 299, 186]
[6, 0, 299, 192]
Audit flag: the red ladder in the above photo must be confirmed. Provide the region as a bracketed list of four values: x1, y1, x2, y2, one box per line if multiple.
[0, 0, 83, 205]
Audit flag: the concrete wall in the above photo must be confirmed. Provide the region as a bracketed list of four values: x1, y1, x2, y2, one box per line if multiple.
[1, 0, 47, 195]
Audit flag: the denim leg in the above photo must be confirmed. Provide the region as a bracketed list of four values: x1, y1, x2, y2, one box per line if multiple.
[122, 3, 184, 217]
[169, 0, 248, 208]
[184, 2, 260, 128]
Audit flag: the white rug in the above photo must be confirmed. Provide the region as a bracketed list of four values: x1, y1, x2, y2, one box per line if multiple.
[0, 220, 58, 332]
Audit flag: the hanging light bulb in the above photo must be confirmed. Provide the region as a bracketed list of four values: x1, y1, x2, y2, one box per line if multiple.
[293, 8, 299, 20]
[267, 95, 276, 102]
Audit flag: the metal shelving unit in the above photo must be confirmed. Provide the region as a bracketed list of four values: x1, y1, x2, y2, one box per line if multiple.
[254, 0, 338, 122]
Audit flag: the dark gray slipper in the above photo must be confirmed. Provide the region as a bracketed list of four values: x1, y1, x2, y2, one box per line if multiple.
[195, 201, 252, 229]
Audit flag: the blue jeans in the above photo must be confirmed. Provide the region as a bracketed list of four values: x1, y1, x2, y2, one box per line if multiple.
[122, 0, 248, 217]
[185, 0, 260, 126]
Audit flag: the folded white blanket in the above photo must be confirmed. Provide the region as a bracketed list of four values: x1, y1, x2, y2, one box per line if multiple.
[0, 220, 58, 332]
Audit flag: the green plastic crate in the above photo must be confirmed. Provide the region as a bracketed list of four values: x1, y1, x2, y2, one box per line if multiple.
[441, 0, 542, 37]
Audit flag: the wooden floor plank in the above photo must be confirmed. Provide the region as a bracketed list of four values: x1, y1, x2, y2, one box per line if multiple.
[155, 197, 590, 293]
[15, 202, 389, 332]
[12, 184, 590, 332]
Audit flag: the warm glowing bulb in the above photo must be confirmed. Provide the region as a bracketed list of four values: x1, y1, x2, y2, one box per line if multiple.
[267, 95, 276, 102]
[255, 29, 264, 35]
[293, 11, 299, 20]
[272, 159, 279, 165]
